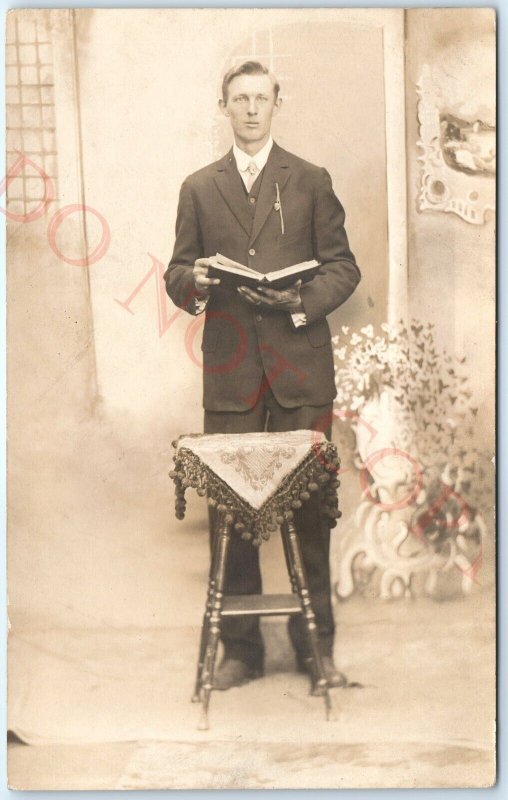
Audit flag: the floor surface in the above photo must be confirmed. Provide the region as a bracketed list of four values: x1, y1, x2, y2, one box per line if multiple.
[8, 593, 496, 790]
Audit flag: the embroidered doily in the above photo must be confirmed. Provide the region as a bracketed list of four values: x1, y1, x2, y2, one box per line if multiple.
[170, 431, 342, 546]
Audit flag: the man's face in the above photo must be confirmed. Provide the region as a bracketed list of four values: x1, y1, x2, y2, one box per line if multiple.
[219, 73, 281, 149]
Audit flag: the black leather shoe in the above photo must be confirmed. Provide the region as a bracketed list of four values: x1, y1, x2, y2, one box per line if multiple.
[212, 658, 264, 691]
[297, 654, 348, 688]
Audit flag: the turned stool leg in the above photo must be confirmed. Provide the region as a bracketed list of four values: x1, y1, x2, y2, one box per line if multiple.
[191, 603, 211, 703]
[192, 535, 221, 702]
[282, 519, 332, 720]
[198, 511, 232, 731]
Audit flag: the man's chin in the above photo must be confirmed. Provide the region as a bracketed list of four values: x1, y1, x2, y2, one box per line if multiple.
[243, 125, 264, 135]
[237, 130, 266, 145]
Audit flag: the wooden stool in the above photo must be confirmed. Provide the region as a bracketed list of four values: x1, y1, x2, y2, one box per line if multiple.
[191, 509, 332, 731]
[170, 430, 342, 731]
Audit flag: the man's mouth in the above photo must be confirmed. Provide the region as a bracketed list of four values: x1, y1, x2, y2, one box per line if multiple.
[245, 122, 259, 126]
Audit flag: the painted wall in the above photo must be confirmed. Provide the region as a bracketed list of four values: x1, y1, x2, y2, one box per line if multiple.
[405, 8, 496, 446]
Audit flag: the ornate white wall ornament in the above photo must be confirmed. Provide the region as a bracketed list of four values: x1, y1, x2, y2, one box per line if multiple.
[335, 488, 486, 601]
[416, 64, 495, 224]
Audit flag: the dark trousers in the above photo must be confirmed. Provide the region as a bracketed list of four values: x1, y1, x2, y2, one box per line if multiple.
[204, 386, 334, 669]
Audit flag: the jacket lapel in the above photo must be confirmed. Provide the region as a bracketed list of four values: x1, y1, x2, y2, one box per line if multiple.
[250, 142, 291, 245]
[213, 150, 252, 236]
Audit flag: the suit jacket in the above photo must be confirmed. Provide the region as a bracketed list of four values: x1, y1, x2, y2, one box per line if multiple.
[164, 141, 361, 412]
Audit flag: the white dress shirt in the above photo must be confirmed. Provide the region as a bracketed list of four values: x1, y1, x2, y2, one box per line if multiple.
[195, 137, 307, 327]
[233, 136, 273, 189]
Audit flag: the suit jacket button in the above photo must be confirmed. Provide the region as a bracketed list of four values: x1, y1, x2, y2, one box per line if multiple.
[249, 197, 256, 204]
[256, 314, 263, 322]
[249, 248, 256, 256]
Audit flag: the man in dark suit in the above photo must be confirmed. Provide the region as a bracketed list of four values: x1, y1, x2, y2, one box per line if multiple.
[165, 60, 361, 690]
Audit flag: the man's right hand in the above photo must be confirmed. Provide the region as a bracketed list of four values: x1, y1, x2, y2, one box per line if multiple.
[193, 258, 221, 297]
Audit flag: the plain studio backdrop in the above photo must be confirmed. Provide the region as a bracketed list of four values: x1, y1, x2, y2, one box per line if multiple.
[6, 7, 495, 785]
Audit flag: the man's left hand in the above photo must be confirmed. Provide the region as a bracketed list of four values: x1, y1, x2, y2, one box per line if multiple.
[237, 280, 303, 312]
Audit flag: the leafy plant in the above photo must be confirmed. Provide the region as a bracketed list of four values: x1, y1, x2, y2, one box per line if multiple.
[332, 319, 493, 516]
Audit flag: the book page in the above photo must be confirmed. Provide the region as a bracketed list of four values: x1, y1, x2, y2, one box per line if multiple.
[213, 253, 260, 274]
[266, 259, 320, 280]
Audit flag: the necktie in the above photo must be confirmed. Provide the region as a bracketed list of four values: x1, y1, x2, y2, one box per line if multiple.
[245, 160, 259, 192]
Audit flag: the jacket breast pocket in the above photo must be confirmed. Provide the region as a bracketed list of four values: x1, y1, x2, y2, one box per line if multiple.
[278, 222, 312, 249]
[305, 321, 330, 348]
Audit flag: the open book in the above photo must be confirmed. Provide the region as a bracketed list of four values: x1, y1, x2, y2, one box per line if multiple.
[208, 253, 322, 291]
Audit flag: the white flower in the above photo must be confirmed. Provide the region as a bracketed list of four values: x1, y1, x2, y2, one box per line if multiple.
[351, 395, 364, 410]
[361, 324, 374, 338]
[351, 333, 362, 345]
[341, 325, 350, 335]
[334, 347, 347, 360]
[331, 335, 339, 344]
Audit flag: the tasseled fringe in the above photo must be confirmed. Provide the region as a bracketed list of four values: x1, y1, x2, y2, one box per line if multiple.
[169, 440, 342, 546]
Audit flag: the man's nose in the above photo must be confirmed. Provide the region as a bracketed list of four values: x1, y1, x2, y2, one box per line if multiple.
[247, 99, 258, 115]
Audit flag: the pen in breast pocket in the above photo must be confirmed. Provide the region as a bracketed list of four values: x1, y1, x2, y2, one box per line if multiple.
[274, 182, 285, 235]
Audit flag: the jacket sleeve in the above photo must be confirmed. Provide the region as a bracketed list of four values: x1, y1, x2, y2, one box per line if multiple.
[299, 167, 361, 325]
[163, 179, 204, 315]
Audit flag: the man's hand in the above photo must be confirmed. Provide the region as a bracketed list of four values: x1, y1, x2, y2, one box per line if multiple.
[193, 258, 221, 297]
[237, 280, 303, 312]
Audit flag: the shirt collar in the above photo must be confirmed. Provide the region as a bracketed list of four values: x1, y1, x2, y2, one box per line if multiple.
[233, 137, 273, 174]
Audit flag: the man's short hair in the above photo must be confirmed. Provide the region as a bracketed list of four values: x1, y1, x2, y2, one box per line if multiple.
[221, 60, 280, 103]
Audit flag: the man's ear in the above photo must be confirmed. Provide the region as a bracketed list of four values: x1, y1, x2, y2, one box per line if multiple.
[218, 98, 229, 117]
[272, 97, 282, 117]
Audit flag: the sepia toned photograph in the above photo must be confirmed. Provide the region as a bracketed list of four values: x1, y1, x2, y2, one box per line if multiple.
[5, 6, 496, 790]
